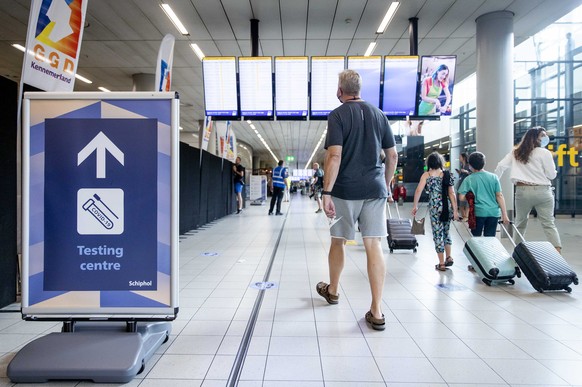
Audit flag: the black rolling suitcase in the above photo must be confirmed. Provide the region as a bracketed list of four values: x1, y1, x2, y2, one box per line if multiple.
[510, 225, 578, 293]
[386, 201, 418, 253]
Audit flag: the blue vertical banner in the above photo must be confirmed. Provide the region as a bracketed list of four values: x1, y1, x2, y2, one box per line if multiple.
[22, 92, 179, 318]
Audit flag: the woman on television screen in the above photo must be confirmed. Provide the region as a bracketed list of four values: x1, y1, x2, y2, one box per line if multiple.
[418, 64, 451, 116]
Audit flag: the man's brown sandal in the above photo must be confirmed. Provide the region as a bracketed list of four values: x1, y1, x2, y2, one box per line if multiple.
[435, 263, 447, 271]
[365, 311, 386, 331]
[316, 281, 339, 304]
[445, 257, 454, 267]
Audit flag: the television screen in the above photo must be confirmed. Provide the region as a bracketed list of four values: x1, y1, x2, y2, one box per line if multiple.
[382, 56, 418, 117]
[202, 57, 238, 118]
[310, 56, 345, 119]
[347, 56, 381, 109]
[418, 55, 457, 116]
[275, 56, 309, 119]
[239, 57, 273, 118]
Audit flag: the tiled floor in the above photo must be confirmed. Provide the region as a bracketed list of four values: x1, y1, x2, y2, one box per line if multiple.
[1, 194, 582, 386]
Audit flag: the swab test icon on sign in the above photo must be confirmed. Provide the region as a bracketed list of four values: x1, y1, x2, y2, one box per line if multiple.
[78, 189, 124, 235]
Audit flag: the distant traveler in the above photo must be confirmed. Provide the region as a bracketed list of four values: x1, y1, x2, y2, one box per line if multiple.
[311, 162, 324, 213]
[233, 156, 245, 214]
[268, 160, 288, 216]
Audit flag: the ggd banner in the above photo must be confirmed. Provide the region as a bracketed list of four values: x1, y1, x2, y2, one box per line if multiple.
[22, 0, 88, 91]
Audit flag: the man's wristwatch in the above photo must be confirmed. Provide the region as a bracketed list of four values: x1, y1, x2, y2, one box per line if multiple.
[321, 191, 332, 195]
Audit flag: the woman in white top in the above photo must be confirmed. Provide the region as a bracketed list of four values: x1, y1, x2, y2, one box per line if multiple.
[495, 127, 561, 252]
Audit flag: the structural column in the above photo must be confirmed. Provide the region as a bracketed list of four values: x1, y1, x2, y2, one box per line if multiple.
[132, 73, 155, 91]
[475, 11, 514, 211]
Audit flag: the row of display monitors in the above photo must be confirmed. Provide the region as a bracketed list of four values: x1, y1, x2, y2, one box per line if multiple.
[202, 55, 457, 120]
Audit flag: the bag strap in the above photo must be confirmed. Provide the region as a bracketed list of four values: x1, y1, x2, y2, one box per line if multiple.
[415, 202, 429, 219]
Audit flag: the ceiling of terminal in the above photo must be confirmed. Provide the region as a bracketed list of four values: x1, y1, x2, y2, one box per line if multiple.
[0, 0, 580, 167]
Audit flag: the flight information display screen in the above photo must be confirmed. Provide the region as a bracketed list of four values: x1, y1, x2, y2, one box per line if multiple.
[275, 56, 308, 118]
[239, 56, 273, 118]
[310, 56, 345, 118]
[347, 56, 381, 109]
[202, 57, 238, 117]
[382, 56, 419, 117]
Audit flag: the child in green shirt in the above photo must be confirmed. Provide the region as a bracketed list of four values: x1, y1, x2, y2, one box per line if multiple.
[458, 152, 510, 236]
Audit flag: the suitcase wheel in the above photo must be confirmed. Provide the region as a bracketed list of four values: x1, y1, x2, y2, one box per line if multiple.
[488, 267, 500, 279]
[389, 248, 394, 254]
[482, 278, 492, 286]
[574, 277, 579, 286]
[468, 265, 475, 272]
[537, 288, 544, 293]
[516, 267, 522, 278]
[566, 286, 572, 293]
[413, 248, 417, 253]
[508, 279, 515, 285]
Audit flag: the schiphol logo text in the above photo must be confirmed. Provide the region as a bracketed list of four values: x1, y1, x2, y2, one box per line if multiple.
[129, 280, 153, 288]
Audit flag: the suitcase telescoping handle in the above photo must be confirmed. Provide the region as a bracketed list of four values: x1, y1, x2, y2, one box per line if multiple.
[386, 199, 402, 219]
[497, 221, 526, 248]
[452, 218, 472, 244]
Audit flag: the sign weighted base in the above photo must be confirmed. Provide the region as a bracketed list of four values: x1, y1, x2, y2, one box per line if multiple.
[7, 322, 171, 383]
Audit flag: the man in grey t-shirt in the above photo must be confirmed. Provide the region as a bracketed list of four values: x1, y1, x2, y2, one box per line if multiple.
[315, 69, 397, 331]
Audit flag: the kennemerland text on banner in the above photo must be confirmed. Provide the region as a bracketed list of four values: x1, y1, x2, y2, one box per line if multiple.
[22, 0, 88, 92]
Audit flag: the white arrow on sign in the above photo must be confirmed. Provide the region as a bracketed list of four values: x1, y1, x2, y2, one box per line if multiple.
[77, 131, 124, 179]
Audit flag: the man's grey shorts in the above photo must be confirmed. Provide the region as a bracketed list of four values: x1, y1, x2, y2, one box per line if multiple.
[330, 197, 387, 240]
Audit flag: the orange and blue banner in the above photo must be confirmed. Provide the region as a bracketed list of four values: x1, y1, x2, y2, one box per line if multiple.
[22, 0, 88, 91]
[155, 34, 175, 92]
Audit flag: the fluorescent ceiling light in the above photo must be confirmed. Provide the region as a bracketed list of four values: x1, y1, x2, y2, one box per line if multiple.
[98, 87, 111, 92]
[364, 42, 377, 56]
[12, 43, 25, 52]
[376, 1, 400, 34]
[75, 73, 92, 84]
[190, 43, 205, 61]
[161, 3, 189, 36]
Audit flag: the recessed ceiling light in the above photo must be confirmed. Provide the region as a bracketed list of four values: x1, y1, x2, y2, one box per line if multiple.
[364, 42, 377, 57]
[376, 2, 400, 34]
[75, 73, 92, 84]
[190, 43, 205, 61]
[161, 3, 189, 36]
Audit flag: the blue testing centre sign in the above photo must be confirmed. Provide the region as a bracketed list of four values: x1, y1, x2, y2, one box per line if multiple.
[43, 118, 158, 291]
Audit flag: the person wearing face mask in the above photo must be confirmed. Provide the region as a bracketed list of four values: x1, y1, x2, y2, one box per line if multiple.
[495, 127, 561, 253]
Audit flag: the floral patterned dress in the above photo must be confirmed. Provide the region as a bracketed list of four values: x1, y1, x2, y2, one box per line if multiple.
[426, 174, 454, 253]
